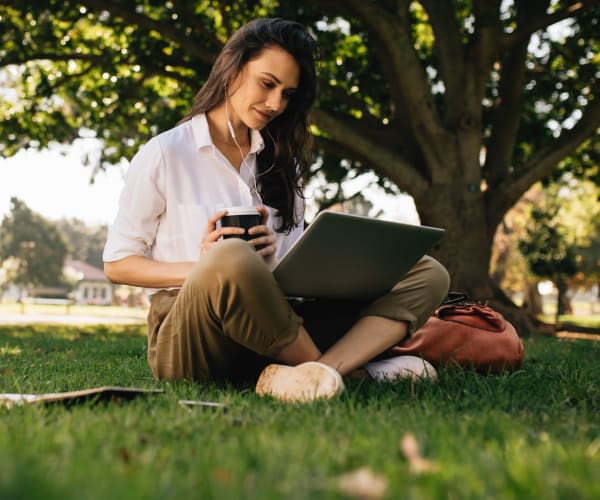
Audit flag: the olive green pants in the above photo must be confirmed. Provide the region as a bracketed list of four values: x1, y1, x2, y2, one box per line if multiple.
[147, 238, 449, 382]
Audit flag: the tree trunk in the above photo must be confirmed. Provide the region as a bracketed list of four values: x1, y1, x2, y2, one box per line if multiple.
[555, 277, 571, 323]
[417, 184, 493, 297]
[415, 183, 542, 336]
[523, 280, 543, 317]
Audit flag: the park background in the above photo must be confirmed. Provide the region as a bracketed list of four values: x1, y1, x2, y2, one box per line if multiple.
[0, 2, 598, 499]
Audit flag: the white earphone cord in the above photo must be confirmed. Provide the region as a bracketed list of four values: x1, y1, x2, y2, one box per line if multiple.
[225, 91, 276, 206]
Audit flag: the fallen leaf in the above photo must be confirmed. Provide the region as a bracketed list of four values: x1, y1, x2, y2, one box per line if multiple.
[118, 447, 131, 464]
[212, 467, 233, 485]
[400, 433, 437, 474]
[337, 466, 388, 499]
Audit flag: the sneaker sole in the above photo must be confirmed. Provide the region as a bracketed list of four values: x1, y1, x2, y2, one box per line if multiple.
[256, 361, 344, 403]
[366, 355, 438, 382]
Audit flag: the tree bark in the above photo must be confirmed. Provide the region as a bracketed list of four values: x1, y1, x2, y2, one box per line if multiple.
[556, 278, 572, 323]
[523, 281, 543, 317]
[309, 2, 600, 337]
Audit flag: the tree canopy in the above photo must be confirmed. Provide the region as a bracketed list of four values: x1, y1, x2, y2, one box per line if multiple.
[55, 218, 108, 269]
[1, 0, 598, 329]
[0, 197, 69, 289]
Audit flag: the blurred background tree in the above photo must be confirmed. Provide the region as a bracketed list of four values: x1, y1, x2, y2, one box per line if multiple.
[0, 197, 69, 295]
[491, 177, 600, 320]
[519, 204, 579, 322]
[55, 218, 108, 269]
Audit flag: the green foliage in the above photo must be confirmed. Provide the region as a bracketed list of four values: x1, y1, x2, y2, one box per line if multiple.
[0, 198, 69, 289]
[557, 137, 600, 186]
[519, 207, 578, 278]
[492, 176, 599, 305]
[516, 178, 600, 317]
[575, 222, 600, 286]
[0, 325, 598, 499]
[55, 218, 108, 269]
[2, 2, 596, 182]
[519, 178, 599, 280]
[511, 7, 600, 174]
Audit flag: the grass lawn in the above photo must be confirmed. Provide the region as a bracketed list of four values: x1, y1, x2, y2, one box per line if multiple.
[0, 323, 598, 499]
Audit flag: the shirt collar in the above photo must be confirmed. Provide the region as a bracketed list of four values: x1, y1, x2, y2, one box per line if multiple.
[191, 113, 265, 155]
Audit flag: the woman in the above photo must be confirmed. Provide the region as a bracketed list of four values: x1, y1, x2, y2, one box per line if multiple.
[103, 18, 450, 402]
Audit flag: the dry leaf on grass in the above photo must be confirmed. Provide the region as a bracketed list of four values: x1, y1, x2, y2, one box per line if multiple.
[336, 466, 388, 499]
[400, 433, 437, 474]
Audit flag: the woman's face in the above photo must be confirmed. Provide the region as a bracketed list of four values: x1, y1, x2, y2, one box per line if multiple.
[228, 45, 300, 130]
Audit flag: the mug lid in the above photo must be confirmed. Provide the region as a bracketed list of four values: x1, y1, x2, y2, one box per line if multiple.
[223, 206, 260, 216]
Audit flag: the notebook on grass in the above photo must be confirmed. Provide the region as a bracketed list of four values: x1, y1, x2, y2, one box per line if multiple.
[272, 211, 445, 300]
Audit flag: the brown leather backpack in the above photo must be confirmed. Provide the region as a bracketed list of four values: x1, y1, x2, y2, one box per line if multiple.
[391, 293, 525, 374]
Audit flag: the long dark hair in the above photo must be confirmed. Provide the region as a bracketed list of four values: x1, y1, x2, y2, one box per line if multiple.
[178, 18, 318, 233]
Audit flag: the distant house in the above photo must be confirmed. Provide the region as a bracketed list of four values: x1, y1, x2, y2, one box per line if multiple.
[64, 257, 113, 305]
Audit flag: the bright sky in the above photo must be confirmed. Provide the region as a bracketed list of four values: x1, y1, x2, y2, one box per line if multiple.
[0, 141, 419, 227]
[0, 140, 126, 226]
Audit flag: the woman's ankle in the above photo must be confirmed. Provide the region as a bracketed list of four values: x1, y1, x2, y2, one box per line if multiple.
[345, 368, 370, 380]
[274, 326, 321, 366]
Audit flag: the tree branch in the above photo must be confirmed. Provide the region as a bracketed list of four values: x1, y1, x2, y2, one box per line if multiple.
[1, 52, 103, 66]
[466, 0, 503, 107]
[313, 135, 357, 161]
[44, 63, 96, 93]
[77, 0, 219, 65]
[343, 0, 454, 170]
[488, 93, 600, 222]
[420, 0, 466, 127]
[318, 77, 379, 123]
[170, 0, 225, 47]
[142, 64, 200, 91]
[0, 45, 201, 96]
[312, 108, 429, 194]
[484, 38, 530, 189]
[485, 0, 547, 189]
[305, 0, 449, 175]
[501, 0, 600, 51]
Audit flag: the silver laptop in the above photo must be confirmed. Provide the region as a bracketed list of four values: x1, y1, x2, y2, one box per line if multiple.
[272, 211, 445, 300]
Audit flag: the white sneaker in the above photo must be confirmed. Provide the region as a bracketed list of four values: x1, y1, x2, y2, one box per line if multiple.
[364, 355, 438, 382]
[255, 361, 345, 403]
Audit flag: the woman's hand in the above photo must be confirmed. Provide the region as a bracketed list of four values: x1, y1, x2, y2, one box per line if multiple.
[201, 210, 245, 254]
[249, 205, 277, 261]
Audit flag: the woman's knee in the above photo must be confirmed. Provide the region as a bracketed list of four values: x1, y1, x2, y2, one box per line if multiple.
[190, 238, 264, 284]
[420, 256, 451, 301]
[392, 255, 450, 302]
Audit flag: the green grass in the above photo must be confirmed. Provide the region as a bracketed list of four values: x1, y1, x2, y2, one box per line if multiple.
[0, 324, 598, 499]
[549, 314, 600, 329]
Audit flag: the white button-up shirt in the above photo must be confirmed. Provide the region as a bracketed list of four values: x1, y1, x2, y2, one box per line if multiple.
[103, 113, 304, 267]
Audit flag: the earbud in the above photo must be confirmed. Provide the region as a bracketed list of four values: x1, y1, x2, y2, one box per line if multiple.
[222, 82, 271, 206]
[224, 84, 237, 140]
[227, 118, 236, 140]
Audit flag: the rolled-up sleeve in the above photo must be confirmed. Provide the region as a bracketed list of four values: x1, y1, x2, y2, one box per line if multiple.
[103, 138, 166, 262]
